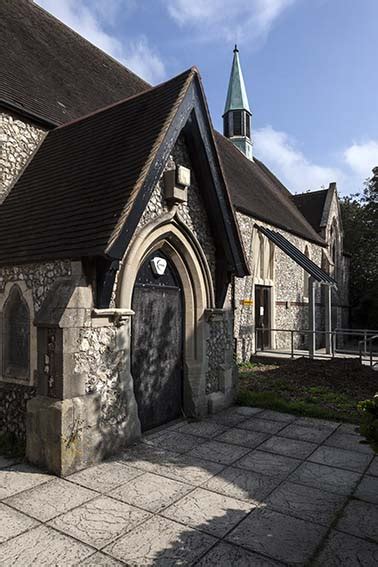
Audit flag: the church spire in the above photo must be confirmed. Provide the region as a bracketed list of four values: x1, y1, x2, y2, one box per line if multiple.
[223, 46, 253, 160]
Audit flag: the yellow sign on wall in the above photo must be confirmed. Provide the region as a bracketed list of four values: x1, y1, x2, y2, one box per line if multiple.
[240, 299, 254, 307]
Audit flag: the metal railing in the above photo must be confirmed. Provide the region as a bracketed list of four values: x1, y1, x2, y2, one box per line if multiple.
[359, 334, 378, 367]
[255, 327, 378, 366]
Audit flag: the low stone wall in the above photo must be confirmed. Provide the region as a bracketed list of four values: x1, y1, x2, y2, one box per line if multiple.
[0, 382, 36, 439]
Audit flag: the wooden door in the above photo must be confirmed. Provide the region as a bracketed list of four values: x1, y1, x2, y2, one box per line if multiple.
[255, 285, 271, 349]
[131, 251, 183, 431]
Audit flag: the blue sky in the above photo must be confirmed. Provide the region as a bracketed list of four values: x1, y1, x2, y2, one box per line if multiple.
[36, 0, 378, 196]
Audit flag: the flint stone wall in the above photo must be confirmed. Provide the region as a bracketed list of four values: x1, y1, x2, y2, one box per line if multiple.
[0, 110, 46, 202]
[132, 133, 216, 284]
[235, 212, 325, 359]
[0, 260, 71, 438]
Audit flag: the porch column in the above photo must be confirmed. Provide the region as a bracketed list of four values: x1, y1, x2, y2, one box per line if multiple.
[308, 277, 316, 358]
[324, 285, 332, 354]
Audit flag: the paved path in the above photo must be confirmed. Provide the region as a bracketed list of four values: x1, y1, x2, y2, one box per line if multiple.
[0, 407, 377, 565]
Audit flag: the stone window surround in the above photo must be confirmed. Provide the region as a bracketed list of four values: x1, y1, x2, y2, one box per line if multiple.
[0, 281, 37, 386]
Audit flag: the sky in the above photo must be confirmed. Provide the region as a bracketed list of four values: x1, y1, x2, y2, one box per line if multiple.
[35, 0, 378, 196]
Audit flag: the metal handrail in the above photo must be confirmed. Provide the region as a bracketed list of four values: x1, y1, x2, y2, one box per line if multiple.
[255, 326, 378, 365]
[359, 334, 378, 367]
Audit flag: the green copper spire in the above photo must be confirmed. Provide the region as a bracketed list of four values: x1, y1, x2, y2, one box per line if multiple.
[223, 46, 253, 160]
[223, 45, 251, 114]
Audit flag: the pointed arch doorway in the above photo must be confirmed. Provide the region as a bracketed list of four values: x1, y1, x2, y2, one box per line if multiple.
[131, 250, 184, 431]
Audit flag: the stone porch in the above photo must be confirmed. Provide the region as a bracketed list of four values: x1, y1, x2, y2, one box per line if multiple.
[0, 407, 377, 565]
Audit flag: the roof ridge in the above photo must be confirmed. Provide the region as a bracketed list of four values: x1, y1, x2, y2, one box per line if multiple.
[294, 188, 329, 198]
[55, 68, 196, 131]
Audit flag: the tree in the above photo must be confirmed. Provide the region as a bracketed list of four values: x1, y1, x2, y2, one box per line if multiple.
[340, 168, 378, 329]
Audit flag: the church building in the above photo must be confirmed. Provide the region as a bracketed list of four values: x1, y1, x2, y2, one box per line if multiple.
[0, 0, 348, 476]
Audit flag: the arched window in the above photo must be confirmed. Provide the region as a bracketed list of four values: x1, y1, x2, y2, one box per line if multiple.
[3, 286, 30, 379]
[304, 246, 310, 297]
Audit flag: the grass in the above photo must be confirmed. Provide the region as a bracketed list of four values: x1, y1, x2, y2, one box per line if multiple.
[237, 389, 356, 422]
[237, 357, 378, 424]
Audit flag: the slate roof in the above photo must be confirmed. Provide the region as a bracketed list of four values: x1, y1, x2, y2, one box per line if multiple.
[215, 133, 325, 245]
[292, 189, 329, 233]
[0, 0, 149, 125]
[0, 70, 193, 264]
[1, 0, 326, 254]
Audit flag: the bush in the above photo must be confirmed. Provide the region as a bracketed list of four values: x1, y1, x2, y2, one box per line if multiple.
[357, 393, 378, 452]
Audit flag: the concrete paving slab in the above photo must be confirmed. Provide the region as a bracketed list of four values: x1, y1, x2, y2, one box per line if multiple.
[215, 428, 269, 449]
[67, 460, 143, 493]
[336, 499, 378, 542]
[4, 478, 97, 522]
[156, 453, 225, 486]
[313, 530, 378, 566]
[176, 420, 228, 439]
[255, 410, 296, 423]
[0, 524, 93, 565]
[354, 475, 378, 504]
[207, 412, 249, 427]
[227, 506, 327, 564]
[278, 422, 332, 443]
[367, 456, 378, 477]
[79, 552, 123, 565]
[337, 423, 361, 436]
[118, 443, 179, 474]
[48, 495, 151, 549]
[162, 486, 252, 537]
[308, 445, 373, 473]
[266, 480, 346, 525]
[325, 432, 375, 455]
[0, 503, 39, 544]
[104, 515, 216, 566]
[226, 406, 265, 417]
[236, 449, 301, 479]
[258, 435, 318, 459]
[294, 417, 340, 431]
[196, 541, 284, 566]
[0, 464, 53, 499]
[237, 417, 287, 435]
[204, 466, 281, 504]
[187, 440, 251, 465]
[289, 461, 361, 495]
[143, 430, 206, 454]
[109, 471, 193, 513]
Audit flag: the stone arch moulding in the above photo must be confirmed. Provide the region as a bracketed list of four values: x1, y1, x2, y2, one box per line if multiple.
[117, 215, 215, 417]
[0, 281, 37, 386]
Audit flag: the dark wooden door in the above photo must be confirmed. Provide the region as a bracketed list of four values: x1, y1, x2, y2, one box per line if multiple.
[131, 251, 183, 431]
[255, 285, 271, 349]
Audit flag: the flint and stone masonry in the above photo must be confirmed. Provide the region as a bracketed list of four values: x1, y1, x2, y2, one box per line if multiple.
[0, 125, 236, 476]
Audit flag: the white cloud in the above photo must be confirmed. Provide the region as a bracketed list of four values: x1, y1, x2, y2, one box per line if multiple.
[343, 140, 378, 180]
[165, 0, 296, 43]
[35, 0, 165, 83]
[254, 126, 343, 193]
[254, 127, 378, 196]
[125, 37, 166, 86]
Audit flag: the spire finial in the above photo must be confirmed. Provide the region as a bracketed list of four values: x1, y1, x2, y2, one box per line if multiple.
[234, 44, 239, 53]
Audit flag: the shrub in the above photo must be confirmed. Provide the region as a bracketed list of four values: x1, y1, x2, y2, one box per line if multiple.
[357, 393, 378, 452]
